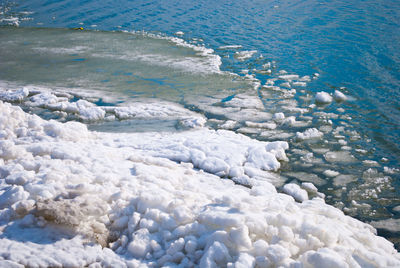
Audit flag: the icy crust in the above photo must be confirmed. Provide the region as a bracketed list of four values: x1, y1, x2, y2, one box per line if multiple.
[0, 87, 206, 128]
[1, 101, 400, 267]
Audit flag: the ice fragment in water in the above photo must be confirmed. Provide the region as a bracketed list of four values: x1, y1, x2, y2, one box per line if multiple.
[315, 91, 333, 104]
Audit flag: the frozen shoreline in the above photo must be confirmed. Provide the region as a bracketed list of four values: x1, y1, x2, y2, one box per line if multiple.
[1, 101, 399, 267]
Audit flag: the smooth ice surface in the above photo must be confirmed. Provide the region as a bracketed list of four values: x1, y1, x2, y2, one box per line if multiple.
[1, 101, 399, 267]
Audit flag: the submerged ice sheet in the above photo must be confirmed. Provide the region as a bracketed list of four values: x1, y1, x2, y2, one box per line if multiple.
[1, 101, 400, 267]
[0, 26, 252, 107]
[0, 86, 206, 131]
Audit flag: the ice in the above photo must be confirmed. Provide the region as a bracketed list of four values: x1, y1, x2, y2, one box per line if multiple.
[333, 174, 357, 186]
[323, 170, 340, 177]
[315, 91, 333, 104]
[2, 87, 206, 127]
[234, 50, 257, 61]
[296, 128, 323, 140]
[334, 90, 347, 102]
[278, 74, 300, 81]
[273, 112, 285, 121]
[0, 101, 399, 267]
[282, 183, 309, 202]
[245, 121, 277, 130]
[218, 45, 243, 49]
[292, 81, 307, 87]
[196, 94, 272, 122]
[324, 151, 357, 163]
[301, 182, 318, 194]
[370, 219, 400, 233]
[384, 166, 400, 174]
[302, 248, 348, 268]
[285, 172, 325, 186]
[0, 88, 29, 102]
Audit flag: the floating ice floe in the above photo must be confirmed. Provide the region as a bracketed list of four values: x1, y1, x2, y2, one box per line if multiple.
[273, 112, 285, 122]
[218, 45, 243, 50]
[315, 91, 333, 104]
[0, 101, 400, 267]
[296, 128, 324, 141]
[333, 90, 347, 102]
[323, 170, 340, 177]
[278, 74, 299, 81]
[234, 50, 257, 61]
[370, 219, 400, 233]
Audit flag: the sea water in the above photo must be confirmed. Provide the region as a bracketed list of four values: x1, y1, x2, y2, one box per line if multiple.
[1, 0, 399, 250]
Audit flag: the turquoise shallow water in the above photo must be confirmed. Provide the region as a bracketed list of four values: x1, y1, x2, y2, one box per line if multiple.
[1, 0, 400, 247]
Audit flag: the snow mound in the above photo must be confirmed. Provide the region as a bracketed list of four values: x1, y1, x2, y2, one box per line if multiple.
[0, 101, 399, 267]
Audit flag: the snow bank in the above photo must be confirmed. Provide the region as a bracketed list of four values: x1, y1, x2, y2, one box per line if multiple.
[0, 101, 399, 267]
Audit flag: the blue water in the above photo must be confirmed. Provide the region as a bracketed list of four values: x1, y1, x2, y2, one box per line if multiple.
[2, 0, 400, 246]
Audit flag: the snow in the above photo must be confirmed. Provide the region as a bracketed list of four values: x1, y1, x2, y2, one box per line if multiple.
[0, 101, 399, 267]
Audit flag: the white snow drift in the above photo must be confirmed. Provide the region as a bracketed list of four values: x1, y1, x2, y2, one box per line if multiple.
[0, 101, 399, 267]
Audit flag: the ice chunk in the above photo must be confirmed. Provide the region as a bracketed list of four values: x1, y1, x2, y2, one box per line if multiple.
[315, 92, 332, 104]
[323, 170, 339, 177]
[127, 229, 151, 258]
[324, 151, 357, 163]
[282, 183, 308, 202]
[229, 226, 252, 250]
[273, 112, 285, 121]
[301, 182, 318, 194]
[200, 241, 232, 267]
[232, 253, 255, 268]
[370, 219, 400, 233]
[296, 128, 323, 140]
[0, 88, 29, 102]
[234, 50, 257, 61]
[333, 90, 347, 102]
[303, 248, 348, 268]
[0, 186, 29, 208]
[278, 74, 299, 81]
[266, 244, 290, 264]
[247, 146, 281, 171]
